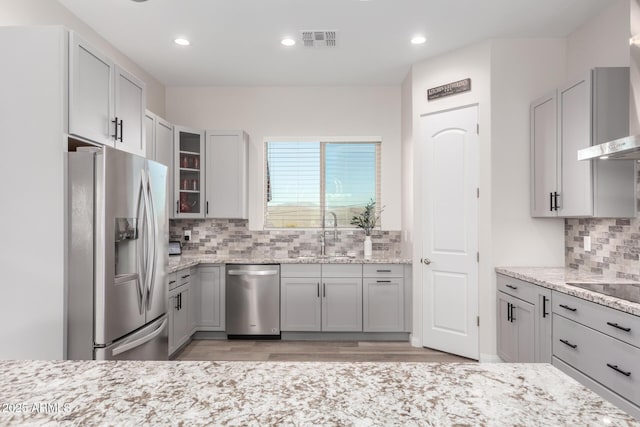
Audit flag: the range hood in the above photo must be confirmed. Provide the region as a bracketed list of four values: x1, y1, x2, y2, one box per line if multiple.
[578, 135, 640, 160]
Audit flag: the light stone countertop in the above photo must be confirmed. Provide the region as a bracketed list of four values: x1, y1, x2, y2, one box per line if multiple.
[0, 360, 637, 426]
[168, 253, 412, 273]
[496, 267, 640, 317]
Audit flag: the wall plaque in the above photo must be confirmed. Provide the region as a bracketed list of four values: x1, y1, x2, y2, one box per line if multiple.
[427, 78, 471, 101]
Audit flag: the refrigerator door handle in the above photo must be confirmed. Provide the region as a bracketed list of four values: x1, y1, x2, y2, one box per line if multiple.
[140, 170, 154, 311]
[111, 318, 167, 356]
[136, 171, 149, 314]
[144, 169, 158, 310]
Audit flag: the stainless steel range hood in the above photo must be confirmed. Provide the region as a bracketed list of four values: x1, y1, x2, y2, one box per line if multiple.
[578, 135, 640, 160]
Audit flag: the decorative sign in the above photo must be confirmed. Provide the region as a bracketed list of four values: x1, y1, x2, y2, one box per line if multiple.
[427, 78, 471, 101]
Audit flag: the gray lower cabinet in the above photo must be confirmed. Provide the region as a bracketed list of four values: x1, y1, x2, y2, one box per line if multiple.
[552, 291, 640, 416]
[281, 277, 322, 331]
[496, 274, 552, 363]
[497, 292, 534, 362]
[169, 283, 190, 356]
[198, 265, 225, 331]
[362, 264, 405, 332]
[322, 278, 363, 332]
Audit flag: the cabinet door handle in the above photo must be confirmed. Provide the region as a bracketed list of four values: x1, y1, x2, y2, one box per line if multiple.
[606, 322, 631, 332]
[606, 363, 631, 377]
[174, 295, 179, 310]
[206, 201, 209, 215]
[176, 201, 179, 214]
[505, 284, 518, 290]
[559, 304, 577, 312]
[542, 296, 549, 318]
[549, 192, 553, 212]
[376, 269, 391, 273]
[323, 283, 326, 298]
[507, 302, 511, 322]
[553, 192, 559, 211]
[179, 293, 182, 310]
[111, 117, 119, 140]
[510, 303, 515, 322]
[559, 339, 577, 349]
[376, 280, 391, 283]
[317, 283, 320, 298]
[118, 119, 124, 142]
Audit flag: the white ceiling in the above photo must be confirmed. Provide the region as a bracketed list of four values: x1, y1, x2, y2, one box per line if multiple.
[58, 0, 614, 87]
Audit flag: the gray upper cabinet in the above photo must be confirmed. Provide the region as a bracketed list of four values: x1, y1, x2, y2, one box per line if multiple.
[145, 110, 174, 218]
[205, 130, 249, 219]
[69, 32, 146, 157]
[530, 91, 558, 218]
[174, 126, 205, 218]
[531, 67, 636, 218]
[69, 32, 114, 146]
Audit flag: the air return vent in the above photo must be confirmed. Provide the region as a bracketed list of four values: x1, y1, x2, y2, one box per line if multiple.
[301, 30, 338, 48]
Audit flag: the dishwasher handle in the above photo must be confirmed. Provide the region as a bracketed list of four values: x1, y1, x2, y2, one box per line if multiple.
[227, 269, 279, 276]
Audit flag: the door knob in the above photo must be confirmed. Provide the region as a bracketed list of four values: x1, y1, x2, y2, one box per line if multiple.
[422, 258, 432, 265]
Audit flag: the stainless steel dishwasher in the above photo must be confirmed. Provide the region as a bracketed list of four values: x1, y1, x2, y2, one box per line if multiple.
[225, 264, 281, 339]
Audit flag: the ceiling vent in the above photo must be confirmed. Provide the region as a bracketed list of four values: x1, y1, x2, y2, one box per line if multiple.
[301, 30, 338, 48]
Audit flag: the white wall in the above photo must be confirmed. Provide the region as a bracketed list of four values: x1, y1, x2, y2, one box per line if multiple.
[409, 41, 492, 353]
[0, 0, 166, 114]
[490, 39, 567, 267]
[165, 86, 402, 230]
[401, 71, 413, 256]
[566, 0, 630, 82]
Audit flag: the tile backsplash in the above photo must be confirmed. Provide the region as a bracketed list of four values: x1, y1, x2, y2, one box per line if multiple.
[565, 218, 640, 280]
[565, 166, 640, 280]
[170, 219, 403, 259]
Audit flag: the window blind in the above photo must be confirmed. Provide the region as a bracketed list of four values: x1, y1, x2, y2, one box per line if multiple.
[265, 140, 381, 229]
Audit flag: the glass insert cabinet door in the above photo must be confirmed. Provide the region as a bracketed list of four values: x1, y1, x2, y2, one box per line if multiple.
[173, 126, 204, 218]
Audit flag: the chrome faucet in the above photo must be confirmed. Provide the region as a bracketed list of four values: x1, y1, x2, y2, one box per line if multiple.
[320, 211, 338, 256]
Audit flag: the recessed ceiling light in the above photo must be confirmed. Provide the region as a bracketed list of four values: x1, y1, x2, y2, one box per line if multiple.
[174, 38, 190, 46]
[281, 38, 296, 47]
[411, 35, 426, 45]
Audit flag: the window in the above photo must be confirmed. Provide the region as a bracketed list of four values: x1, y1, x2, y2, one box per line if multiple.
[265, 139, 381, 229]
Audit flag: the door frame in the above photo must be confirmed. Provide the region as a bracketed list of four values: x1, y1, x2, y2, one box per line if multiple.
[413, 103, 480, 359]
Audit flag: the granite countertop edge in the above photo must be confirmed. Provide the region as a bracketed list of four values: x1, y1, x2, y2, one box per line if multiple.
[496, 266, 640, 317]
[168, 256, 412, 273]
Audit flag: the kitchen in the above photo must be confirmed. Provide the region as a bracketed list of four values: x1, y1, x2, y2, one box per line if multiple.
[1, 0, 640, 424]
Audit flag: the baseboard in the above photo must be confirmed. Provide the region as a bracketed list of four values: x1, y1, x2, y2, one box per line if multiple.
[410, 335, 421, 348]
[479, 353, 503, 363]
[281, 332, 410, 341]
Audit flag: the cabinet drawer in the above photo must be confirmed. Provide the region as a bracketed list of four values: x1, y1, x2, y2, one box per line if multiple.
[167, 272, 178, 291]
[281, 264, 321, 278]
[177, 269, 191, 286]
[496, 274, 538, 304]
[553, 314, 640, 406]
[322, 264, 362, 278]
[363, 264, 403, 277]
[553, 291, 640, 348]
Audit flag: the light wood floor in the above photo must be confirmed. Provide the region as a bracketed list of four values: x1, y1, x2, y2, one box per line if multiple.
[174, 339, 475, 363]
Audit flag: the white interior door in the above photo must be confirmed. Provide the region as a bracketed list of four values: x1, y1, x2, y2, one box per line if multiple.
[420, 105, 479, 360]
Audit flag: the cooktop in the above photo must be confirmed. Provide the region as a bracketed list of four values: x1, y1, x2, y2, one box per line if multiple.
[566, 281, 640, 304]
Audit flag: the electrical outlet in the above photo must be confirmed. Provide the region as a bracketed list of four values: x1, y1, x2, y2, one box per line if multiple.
[184, 230, 191, 241]
[584, 236, 591, 252]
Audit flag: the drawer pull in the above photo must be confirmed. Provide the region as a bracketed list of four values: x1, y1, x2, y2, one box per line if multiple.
[168, 280, 176, 284]
[376, 269, 392, 273]
[559, 304, 577, 312]
[181, 274, 190, 279]
[376, 280, 391, 283]
[559, 339, 577, 349]
[505, 284, 518, 290]
[606, 322, 631, 332]
[606, 364, 631, 377]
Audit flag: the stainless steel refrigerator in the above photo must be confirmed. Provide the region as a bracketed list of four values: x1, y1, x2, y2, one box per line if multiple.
[67, 146, 168, 360]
